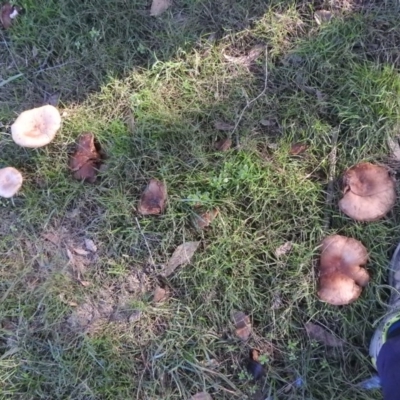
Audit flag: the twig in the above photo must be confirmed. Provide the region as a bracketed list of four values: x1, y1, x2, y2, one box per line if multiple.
[34, 61, 74, 75]
[134, 217, 155, 266]
[231, 46, 269, 147]
[323, 127, 340, 231]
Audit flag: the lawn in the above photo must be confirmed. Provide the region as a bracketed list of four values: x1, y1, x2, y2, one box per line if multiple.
[1, 0, 400, 399]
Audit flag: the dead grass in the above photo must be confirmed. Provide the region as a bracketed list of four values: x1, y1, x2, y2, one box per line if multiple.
[2, 0, 400, 399]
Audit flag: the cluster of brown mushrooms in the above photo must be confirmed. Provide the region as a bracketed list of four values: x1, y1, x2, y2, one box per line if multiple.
[318, 162, 397, 305]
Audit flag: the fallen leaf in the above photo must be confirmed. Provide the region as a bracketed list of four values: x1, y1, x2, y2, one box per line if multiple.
[42, 232, 61, 246]
[79, 280, 91, 287]
[232, 311, 251, 341]
[314, 10, 334, 25]
[289, 143, 308, 156]
[0, 3, 21, 30]
[69, 133, 102, 183]
[162, 241, 200, 277]
[305, 322, 344, 347]
[193, 209, 219, 230]
[72, 247, 90, 256]
[215, 138, 232, 152]
[214, 121, 235, 131]
[275, 241, 293, 257]
[153, 286, 168, 302]
[388, 136, 400, 161]
[224, 45, 264, 67]
[84, 238, 97, 253]
[150, 0, 171, 17]
[191, 393, 212, 400]
[138, 179, 168, 215]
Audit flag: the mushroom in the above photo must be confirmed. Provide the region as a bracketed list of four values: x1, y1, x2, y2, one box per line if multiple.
[318, 234, 369, 305]
[0, 167, 23, 198]
[338, 162, 396, 222]
[11, 105, 61, 148]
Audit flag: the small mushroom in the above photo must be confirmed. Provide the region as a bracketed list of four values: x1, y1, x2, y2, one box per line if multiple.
[318, 234, 369, 305]
[11, 105, 61, 148]
[338, 162, 396, 221]
[0, 167, 23, 198]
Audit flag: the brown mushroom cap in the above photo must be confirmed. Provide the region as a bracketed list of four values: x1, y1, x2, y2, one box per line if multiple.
[318, 234, 369, 305]
[338, 163, 396, 221]
[318, 274, 362, 306]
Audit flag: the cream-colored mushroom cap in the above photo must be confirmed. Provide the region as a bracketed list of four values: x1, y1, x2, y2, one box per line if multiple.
[0, 167, 23, 198]
[11, 105, 61, 148]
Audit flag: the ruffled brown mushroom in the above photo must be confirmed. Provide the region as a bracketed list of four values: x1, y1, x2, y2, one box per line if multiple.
[318, 234, 369, 305]
[338, 163, 396, 222]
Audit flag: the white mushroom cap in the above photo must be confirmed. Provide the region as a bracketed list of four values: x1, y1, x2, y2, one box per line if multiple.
[0, 167, 23, 198]
[11, 105, 61, 148]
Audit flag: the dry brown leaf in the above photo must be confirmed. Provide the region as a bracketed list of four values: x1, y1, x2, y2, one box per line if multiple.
[251, 349, 260, 362]
[153, 286, 168, 302]
[69, 133, 102, 183]
[305, 322, 344, 347]
[224, 45, 264, 67]
[275, 241, 293, 257]
[84, 238, 97, 253]
[42, 232, 61, 246]
[79, 280, 91, 287]
[289, 143, 308, 156]
[191, 393, 212, 400]
[0, 3, 21, 30]
[162, 241, 200, 277]
[150, 0, 171, 16]
[193, 209, 219, 230]
[138, 179, 168, 215]
[214, 121, 235, 131]
[232, 311, 251, 341]
[215, 138, 232, 152]
[72, 247, 90, 256]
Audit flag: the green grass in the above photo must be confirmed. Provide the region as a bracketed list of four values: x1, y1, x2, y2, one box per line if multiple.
[2, 0, 400, 399]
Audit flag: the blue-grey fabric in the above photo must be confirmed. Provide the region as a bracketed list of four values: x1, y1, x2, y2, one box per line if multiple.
[377, 335, 400, 400]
